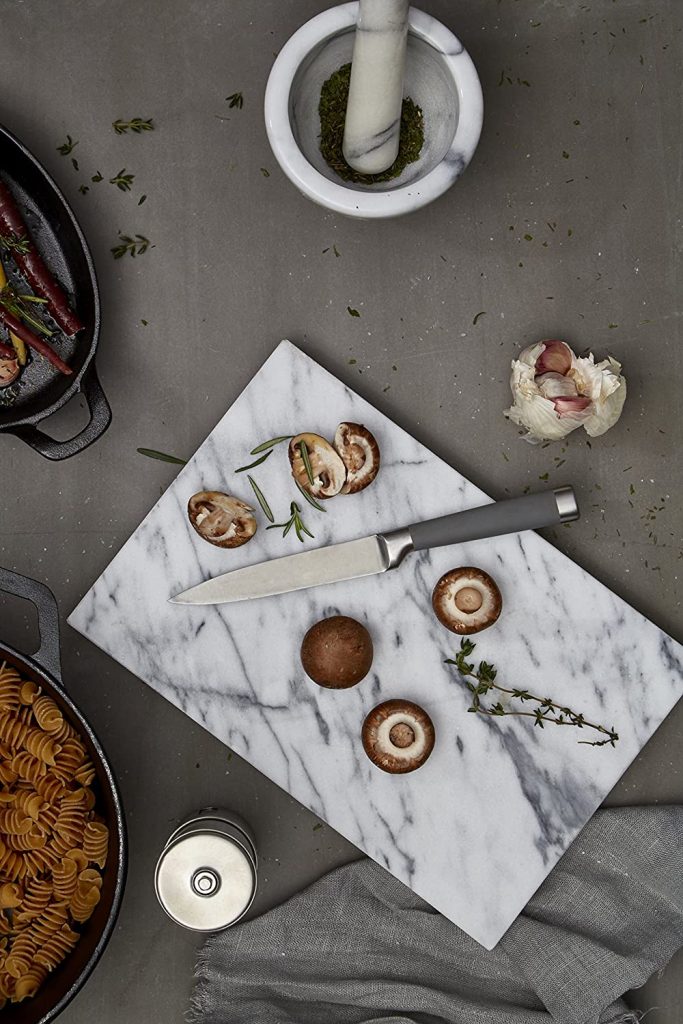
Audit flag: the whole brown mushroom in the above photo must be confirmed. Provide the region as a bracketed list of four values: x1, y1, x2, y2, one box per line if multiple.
[188, 491, 257, 548]
[362, 699, 435, 774]
[300, 615, 373, 689]
[432, 567, 502, 634]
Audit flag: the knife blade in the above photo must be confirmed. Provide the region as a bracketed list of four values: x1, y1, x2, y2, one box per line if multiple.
[171, 486, 579, 606]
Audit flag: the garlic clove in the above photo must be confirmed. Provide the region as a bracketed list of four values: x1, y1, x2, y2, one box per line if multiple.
[535, 340, 573, 376]
[536, 372, 579, 400]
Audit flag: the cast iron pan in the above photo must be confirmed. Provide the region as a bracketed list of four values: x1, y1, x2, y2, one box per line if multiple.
[0, 124, 110, 459]
[0, 568, 126, 1023]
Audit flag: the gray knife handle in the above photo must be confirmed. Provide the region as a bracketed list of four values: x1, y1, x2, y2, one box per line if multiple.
[407, 486, 579, 553]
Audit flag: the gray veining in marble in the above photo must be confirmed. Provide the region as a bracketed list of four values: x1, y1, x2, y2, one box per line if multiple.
[69, 341, 683, 949]
[342, 0, 409, 175]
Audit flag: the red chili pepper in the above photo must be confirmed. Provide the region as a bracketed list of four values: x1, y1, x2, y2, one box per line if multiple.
[0, 306, 72, 375]
[0, 181, 84, 338]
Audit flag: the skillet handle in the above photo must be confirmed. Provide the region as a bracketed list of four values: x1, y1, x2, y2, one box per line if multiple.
[11, 362, 111, 461]
[0, 567, 62, 684]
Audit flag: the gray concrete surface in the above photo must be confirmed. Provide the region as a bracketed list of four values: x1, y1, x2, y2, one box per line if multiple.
[1, 0, 681, 1020]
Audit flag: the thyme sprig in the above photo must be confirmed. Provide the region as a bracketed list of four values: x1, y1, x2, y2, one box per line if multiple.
[112, 118, 154, 134]
[0, 287, 52, 336]
[0, 233, 31, 255]
[111, 234, 151, 259]
[267, 501, 313, 542]
[446, 639, 619, 747]
[109, 169, 135, 192]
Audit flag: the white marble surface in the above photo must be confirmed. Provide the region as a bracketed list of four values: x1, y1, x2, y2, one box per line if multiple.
[342, 0, 409, 175]
[264, 4, 484, 217]
[69, 341, 683, 949]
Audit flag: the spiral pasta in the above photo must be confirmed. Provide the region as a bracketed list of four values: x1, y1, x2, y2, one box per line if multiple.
[0, 661, 109, 1004]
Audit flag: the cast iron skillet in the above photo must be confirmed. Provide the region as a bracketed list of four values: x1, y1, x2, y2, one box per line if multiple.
[0, 567, 126, 1022]
[0, 124, 110, 459]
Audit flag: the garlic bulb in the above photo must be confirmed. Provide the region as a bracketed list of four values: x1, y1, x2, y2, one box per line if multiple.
[504, 340, 627, 443]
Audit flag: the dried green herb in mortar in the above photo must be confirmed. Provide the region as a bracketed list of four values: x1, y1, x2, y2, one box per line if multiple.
[319, 63, 424, 184]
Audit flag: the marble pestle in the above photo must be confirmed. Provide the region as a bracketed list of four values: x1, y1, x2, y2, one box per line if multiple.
[342, 0, 410, 175]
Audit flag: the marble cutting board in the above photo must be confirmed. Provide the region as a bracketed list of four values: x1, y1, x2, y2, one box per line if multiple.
[69, 340, 683, 949]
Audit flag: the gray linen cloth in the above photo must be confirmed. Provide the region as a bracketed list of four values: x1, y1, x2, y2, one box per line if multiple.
[189, 806, 683, 1024]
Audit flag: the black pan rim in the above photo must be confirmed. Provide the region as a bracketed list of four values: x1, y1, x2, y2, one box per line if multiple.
[0, 122, 101, 430]
[0, 640, 127, 1024]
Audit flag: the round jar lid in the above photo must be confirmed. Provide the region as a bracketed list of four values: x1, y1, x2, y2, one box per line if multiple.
[155, 831, 256, 932]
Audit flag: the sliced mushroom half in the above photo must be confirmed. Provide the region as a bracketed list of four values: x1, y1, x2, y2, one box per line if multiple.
[333, 422, 380, 494]
[0, 357, 20, 388]
[362, 699, 435, 774]
[188, 491, 257, 548]
[289, 433, 346, 499]
[432, 567, 502, 634]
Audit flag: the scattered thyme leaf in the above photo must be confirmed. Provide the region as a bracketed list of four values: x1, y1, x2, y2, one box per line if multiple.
[71, 158, 79, 172]
[248, 476, 274, 522]
[226, 91, 244, 109]
[260, 167, 270, 177]
[112, 118, 154, 135]
[347, 306, 360, 317]
[91, 171, 104, 183]
[0, 234, 31, 255]
[137, 447, 186, 465]
[473, 311, 486, 325]
[78, 185, 89, 196]
[57, 135, 78, 156]
[138, 194, 147, 205]
[333, 244, 340, 257]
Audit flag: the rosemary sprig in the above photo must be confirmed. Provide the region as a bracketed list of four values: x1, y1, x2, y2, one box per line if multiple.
[137, 447, 187, 465]
[226, 92, 244, 109]
[109, 169, 135, 192]
[111, 234, 151, 259]
[295, 479, 326, 512]
[112, 118, 154, 135]
[299, 439, 315, 486]
[0, 287, 52, 337]
[446, 639, 619, 747]
[247, 476, 274, 522]
[250, 435, 292, 455]
[57, 135, 78, 156]
[235, 450, 272, 473]
[0, 233, 31, 255]
[267, 501, 313, 542]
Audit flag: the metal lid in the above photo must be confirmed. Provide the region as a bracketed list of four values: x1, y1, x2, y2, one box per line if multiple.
[155, 831, 256, 932]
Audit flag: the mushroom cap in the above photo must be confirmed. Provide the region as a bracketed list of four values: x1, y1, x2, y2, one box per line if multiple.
[289, 433, 347, 499]
[0, 356, 21, 388]
[432, 567, 502, 634]
[300, 615, 373, 688]
[333, 422, 380, 494]
[362, 699, 435, 774]
[188, 491, 257, 548]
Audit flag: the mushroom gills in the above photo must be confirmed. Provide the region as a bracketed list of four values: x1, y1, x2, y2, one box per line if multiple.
[289, 433, 346, 498]
[187, 491, 257, 548]
[432, 567, 502, 634]
[333, 422, 380, 494]
[362, 699, 435, 774]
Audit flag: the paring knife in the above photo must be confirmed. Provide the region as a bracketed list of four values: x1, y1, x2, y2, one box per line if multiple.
[171, 486, 579, 606]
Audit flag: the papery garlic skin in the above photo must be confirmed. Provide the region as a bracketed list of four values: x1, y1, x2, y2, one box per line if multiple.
[504, 340, 626, 443]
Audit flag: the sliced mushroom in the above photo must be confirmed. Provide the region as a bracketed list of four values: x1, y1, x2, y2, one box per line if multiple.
[188, 491, 257, 548]
[289, 433, 346, 499]
[0, 357, 20, 388]
[362, 699, 435, 774]
[333, 422, 380, 494]
[432, 567, 502, 634]
[301, 615, 373, 689]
